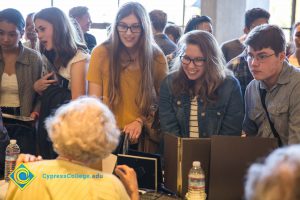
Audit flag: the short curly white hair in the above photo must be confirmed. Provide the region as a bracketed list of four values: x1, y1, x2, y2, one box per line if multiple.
[45, 96, 120, 164]
[245, 145, 300, 200]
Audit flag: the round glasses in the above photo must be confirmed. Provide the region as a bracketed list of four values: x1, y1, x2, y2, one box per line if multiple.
[246, 53, 275, 63]
[180, 55, 206, 67]
[117, 23, 142, 33]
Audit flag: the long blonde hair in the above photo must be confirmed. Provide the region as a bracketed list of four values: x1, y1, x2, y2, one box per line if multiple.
[105, 2, 159, 116]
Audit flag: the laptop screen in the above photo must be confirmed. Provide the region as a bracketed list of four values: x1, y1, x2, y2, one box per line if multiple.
[128, 150, 163, 187]
[117, 153, 158, 191]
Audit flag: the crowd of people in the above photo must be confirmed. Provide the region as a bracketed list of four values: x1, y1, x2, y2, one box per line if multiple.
[1, 2, 300, 199]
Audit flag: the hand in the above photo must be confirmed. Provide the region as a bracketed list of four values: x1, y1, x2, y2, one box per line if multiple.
[34, 72, 57, 94]
[115, 165, 139, 200]
[123, 119, 143, 143]
[16, 154, 43, 166]
[30, 112, 39, 121]
[166, 54, 173, 62]
[241, 131, 247, 137]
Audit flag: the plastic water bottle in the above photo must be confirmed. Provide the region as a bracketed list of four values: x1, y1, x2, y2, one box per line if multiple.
[4, 140, 20, 182]
[186, 161, 206, 200]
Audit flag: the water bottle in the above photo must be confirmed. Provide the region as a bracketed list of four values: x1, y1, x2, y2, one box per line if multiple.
[4, 139, 20, 182]
[186, 161, 206, 200]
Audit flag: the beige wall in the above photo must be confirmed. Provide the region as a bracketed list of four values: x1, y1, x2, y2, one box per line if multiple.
[201, 0, 269, 44]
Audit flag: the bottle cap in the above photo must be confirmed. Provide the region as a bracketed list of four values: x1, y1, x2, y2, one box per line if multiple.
[10, 139, 17, 144]
[193, 161, 200, 167]
[9, 140, 17, 144]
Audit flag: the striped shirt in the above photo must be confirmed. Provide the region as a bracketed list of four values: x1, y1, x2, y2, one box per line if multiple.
[189, 96, 199, 138]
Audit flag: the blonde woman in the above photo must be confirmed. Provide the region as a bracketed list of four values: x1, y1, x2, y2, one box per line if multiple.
[88, 2, 168, 152]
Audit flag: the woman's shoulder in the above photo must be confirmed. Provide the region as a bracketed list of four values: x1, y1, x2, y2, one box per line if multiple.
[154, 48, 167, 64]
[72, 49, 90, 62]
[223, 73, 239, 86]
[24, 160, 57, 173]
[91, 44, 110, 57]
[161, 71, 177, 87]
[21, 45, 42, 61]
[65, 50, 90, 68]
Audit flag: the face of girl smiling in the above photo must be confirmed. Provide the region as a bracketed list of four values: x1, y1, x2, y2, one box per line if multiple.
[117, 13, 142, 50]
[34, 18, 53, 50]
[182, 44, 206, 81]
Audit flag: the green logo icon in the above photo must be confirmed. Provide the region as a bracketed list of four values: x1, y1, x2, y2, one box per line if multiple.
[9, 163, 36, 190]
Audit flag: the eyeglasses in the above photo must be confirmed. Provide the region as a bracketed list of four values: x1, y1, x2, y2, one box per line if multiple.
[117, 23, 142, 33]
[246, 53, 275, 63]
[180, 55, 206, 67]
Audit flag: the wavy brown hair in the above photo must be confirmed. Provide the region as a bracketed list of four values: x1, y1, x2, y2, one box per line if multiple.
[34, 7, 87, 69]
[104, 2, 160, 116]
[172, 30, 228, 106]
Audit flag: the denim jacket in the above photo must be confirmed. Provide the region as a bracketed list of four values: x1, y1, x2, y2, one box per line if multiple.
[159, 73, 244, 137]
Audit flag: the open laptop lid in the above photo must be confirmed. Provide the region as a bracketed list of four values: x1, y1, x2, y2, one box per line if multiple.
[116, 154, 158, 191]
[127, 149, 163, 187]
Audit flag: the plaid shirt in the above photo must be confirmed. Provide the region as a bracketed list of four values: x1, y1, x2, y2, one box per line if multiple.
[226, 53, 253, 96]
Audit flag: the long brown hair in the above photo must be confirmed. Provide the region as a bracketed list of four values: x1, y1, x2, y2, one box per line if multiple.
[172, 30, 228, 106]
[34, 7, 87, 69]
[105, 2, 160, 116]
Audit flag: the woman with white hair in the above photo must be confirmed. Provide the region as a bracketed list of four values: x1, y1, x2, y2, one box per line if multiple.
[6, 97, 139, 200]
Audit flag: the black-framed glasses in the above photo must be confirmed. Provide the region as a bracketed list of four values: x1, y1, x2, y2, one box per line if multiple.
[180, 55, 206, 67]
[246, 53, 275, 63]
[117, 23, 142, 33]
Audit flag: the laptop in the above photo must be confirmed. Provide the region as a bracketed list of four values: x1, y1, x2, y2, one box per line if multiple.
[127, 150, 163, 189]
[117, 153, 158, 191]
[116, 150, 177, 199]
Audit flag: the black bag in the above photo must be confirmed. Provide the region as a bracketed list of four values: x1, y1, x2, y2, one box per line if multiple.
[37, 84, 71, 159]
[112, 133, 129, 155]
[141, 104, 161, 154]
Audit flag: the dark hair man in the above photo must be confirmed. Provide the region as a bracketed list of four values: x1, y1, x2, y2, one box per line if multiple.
[149, 9, 177, 55]
[243, 24, 300, 145]
[221, 8, 270, 63]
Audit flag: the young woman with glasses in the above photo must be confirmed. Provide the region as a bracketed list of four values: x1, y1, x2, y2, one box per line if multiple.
[87, 2, 168, 152]
[159, 30, 243, 138]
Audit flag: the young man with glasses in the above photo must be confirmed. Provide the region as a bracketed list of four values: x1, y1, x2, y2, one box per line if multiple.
[243, 24, 300, 145]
